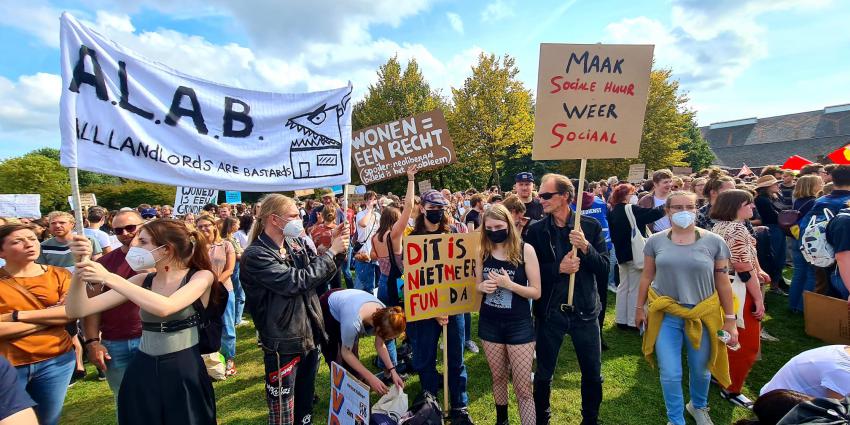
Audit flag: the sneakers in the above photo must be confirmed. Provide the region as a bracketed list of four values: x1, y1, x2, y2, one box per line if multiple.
[720, 389, 754, 409]
[760, 328, 780, 342]
[96, 368, 106, 381]
[450, 407, 475, 425]
[465, 340, 480, 354]
[769, 287, 788, 296]
[686, 401, 714, 425]
[69, 369, 86, 387]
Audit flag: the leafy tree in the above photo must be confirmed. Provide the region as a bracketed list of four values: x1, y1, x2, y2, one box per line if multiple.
[581, 68, 695, 181]
[85, 180, 175, 210]
[680, 120, 715, 172]
[448, 53, 534, 188]
[0, 154, 71, 213]
[352, 56, 447, 194]
[27, 147, 121, 188]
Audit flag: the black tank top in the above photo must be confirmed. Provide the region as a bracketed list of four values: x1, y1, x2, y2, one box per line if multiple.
[480, 254, 530, 320]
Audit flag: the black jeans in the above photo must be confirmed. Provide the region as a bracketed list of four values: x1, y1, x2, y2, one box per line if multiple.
[262, 348, 320, 425]
[534, 310, 603, 425]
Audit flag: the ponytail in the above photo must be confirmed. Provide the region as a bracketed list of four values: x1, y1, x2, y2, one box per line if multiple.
[247, 216, 264, 244]
[372, 306, 406, 340]
[186, 228, 225, 310]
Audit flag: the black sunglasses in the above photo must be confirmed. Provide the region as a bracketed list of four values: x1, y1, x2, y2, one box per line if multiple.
[113, 224, 139, 235]
[539, 191, 565, 200]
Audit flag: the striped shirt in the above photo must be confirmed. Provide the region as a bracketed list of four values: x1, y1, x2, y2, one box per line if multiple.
[711, 220, 756, 265]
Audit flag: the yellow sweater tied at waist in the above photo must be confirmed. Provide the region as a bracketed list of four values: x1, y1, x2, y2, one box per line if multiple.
[641, 289, 731, 388]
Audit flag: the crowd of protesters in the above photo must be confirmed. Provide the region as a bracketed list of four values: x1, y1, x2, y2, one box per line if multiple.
[1, 163, 849, 425]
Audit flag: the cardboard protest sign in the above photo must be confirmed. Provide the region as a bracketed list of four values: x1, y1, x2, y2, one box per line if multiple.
[352, 110, 455, 184]
[0, 195, 41, 218]
[328, 362, 370, 425]
[627, 164, 646, 183]
[403, 233, 480, 321]
[174, 187, 219, 216]
[671, 166, 693, 176]
[533, 44, 654, 160]
[68, 193, 97, 211]
[294, 189, 315, 197]
[59, 13, 352, 192]
[804, 291, 850, 344]
[418, 180, 432, 194]
[225, 191, 241, 204]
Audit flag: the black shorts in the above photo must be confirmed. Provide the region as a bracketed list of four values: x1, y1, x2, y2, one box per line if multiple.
[477, 316, 535, 345]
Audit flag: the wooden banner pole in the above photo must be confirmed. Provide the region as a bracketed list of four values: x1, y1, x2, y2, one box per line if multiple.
[442, 322, 449, 419]
[566, 158, 587, 306]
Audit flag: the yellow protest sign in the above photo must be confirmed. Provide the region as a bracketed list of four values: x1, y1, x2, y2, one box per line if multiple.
[402, 232, 480, 321]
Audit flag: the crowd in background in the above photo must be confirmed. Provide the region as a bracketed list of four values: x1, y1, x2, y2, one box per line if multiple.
[1, 163, 849, 425]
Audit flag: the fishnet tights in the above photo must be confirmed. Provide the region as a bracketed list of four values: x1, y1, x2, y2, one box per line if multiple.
[483, 341, 536, 425]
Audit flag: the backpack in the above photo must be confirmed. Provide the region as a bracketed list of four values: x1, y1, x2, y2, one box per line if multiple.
[399, 392, 442, 425]
[142, 269, 228, 354]
[800, 209, 837, 267]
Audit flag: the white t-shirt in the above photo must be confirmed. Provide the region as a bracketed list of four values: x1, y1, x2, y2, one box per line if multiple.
[760, 345, 850, 398]
[84, 228, 111, 252]
[355, 208, 380, 255]
[651, 196, 671, 231]
[234, 230, 250, 249]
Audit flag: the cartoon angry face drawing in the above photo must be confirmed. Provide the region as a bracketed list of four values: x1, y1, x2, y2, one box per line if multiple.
[288, 97, 348, 179]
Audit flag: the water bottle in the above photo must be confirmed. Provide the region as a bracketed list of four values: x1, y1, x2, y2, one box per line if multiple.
[717, 330, 741, 351]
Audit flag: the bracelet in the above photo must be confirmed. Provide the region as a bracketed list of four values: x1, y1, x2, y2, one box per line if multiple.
[83, 338, 101, 346]
[11, 310, 19, 322]
[386, 366, 396, 373]
[724, 314, 737, 320]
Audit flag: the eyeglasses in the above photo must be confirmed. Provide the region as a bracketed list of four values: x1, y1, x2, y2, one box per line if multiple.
[668, 205, 697, 212]
[113, 224, 139, 235]
[539, 191, 564, 200]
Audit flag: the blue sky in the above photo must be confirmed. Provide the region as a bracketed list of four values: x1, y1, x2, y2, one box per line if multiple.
[0, 0, 848, 159]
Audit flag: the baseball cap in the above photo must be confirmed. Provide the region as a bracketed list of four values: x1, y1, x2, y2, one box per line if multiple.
[515, 172, 534, 183]
[421, 190, 448, 207]
[140, 208, 157, 219]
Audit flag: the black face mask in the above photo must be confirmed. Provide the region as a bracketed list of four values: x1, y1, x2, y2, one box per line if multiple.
[425, 209, 444, 224]
[485, 229, 509, 244]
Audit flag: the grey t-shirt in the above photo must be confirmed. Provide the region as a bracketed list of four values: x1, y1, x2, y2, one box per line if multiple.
[328, 289, 385, 349]
[644, 229, 731, 305]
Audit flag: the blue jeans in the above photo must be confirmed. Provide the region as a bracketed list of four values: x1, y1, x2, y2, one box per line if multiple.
[832, 271, 850, 299]
[231, 262, 245, 324]
[342, 244, 354, 288]
[464, 313, 472, 343]
[655, 313, 712, 425]
[353, 259, 376, 294]
[407, 314, 468, 409]
[101, 338, 141, 397]
[789, 238, 816, 312]
[15, 350, 75, 425]
[375, 273, 398, 370]
[221, 289, 237, 360]
[608, 247, 618, 286]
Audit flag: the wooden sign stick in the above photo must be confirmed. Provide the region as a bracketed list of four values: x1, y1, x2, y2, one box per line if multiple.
[442, 323, 449, 418]
[566, 158, 588, 306]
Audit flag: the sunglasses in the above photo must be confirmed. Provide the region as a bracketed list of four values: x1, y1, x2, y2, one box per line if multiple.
[539, 191, 564, 200]
[113, 224, 139, 235]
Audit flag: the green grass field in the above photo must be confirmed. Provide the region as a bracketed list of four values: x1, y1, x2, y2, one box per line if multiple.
[61, 288, 823, 425]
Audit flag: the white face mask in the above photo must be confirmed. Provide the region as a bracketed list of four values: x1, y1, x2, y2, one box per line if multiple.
[671, 211, 696, 229]
[125, 245, 165, 271]
[273, 214, 304, 238]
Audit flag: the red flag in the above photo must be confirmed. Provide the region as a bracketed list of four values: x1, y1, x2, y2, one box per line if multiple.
[827, 145, 850, 165]
[782, 155, 813, 171]
[737, 164, 753, 177]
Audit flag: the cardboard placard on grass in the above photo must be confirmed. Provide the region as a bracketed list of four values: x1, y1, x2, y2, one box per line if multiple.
[418, 179, 432, 194]
[803, 291, 850, 344]
[352, 110, 455, 184]
[328, 361, 370, 425]
[627, 164, 646, 183]
[403, 232, 480, 321]
[532, 43, 654, 160]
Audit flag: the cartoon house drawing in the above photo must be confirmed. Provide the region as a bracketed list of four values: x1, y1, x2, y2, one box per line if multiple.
[287, 93, 350, 180]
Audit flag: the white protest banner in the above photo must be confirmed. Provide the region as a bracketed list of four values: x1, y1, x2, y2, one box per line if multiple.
[0, 195, 41, 218]
[59, 13, 352, 192]
[328, 362, 370, 425]
[174, 187, 219, 216]
[352, 110, 455, 184]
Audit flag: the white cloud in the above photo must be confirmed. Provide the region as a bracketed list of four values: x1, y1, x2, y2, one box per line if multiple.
[0, 73, 62, 157]
[447, 12, 464, 34]
[604, 0, 830, 89]
[0, 0, 62, 47]
[481, 0, 514, 23]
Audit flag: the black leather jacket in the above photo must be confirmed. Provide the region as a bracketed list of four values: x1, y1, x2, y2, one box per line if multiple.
[525, 213, 610, 320]
[240, 233, 338, 354]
